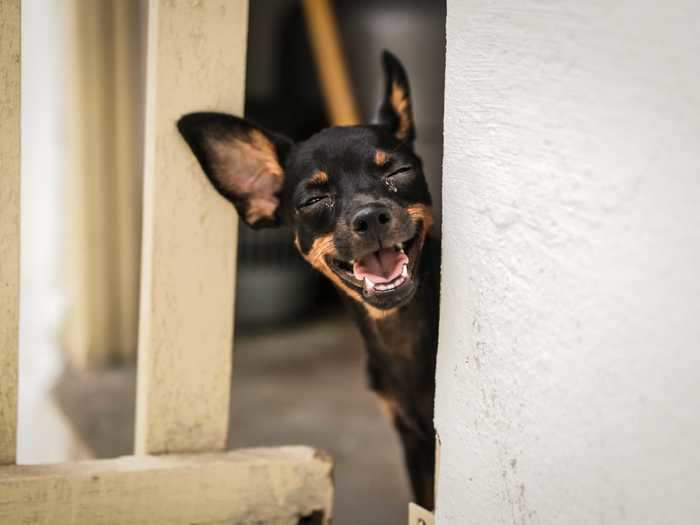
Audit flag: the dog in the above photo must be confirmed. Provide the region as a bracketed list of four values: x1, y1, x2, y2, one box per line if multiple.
[177, 51, 439, 509]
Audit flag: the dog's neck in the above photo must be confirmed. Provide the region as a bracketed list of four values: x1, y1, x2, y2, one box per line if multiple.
[344, 235, 440, 430]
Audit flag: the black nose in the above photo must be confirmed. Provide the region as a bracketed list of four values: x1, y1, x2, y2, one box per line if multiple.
[352, 205, 393, 236]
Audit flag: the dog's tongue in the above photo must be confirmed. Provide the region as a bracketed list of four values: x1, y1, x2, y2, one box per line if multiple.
[353, 248, 408, 284]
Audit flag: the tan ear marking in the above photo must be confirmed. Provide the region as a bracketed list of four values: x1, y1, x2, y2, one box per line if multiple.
[206, 129, 283, 225]
[390, 80, 412, 141]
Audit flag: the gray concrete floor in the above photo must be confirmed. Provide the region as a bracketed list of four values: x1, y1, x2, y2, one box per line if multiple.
[54, 315, 411, 525]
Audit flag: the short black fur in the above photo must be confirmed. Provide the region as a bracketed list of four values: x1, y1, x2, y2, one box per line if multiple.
[177, 51, 439, 509]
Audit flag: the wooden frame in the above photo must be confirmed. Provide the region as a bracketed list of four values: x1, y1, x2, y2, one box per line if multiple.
[0, 447, 332, 524]
[63, 0, 145, 368]
[0, 0, 21, 467]
[0, 1, 334, 522]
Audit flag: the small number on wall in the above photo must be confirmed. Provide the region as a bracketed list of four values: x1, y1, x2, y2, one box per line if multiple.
[409, 503, 434, 525]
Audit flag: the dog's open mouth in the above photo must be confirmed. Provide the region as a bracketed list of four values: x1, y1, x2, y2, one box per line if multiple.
[326, 227, 422, 303]
[353, 246, 409, 294]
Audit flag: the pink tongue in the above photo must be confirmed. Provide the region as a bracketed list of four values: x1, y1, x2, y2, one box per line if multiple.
[353, 248, 408, 283]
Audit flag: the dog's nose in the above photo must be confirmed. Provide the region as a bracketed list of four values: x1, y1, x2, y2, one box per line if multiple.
[352, 205, 393, 236]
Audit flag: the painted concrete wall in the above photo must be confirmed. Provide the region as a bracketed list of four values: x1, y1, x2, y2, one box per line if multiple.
[436, 2, 700, 524]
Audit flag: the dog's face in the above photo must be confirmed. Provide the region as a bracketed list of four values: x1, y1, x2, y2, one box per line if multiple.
[178, 52, 432, 313]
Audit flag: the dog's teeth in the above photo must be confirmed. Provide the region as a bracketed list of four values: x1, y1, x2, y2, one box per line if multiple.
[401, 264, 408, 278]
[364, 277, 375, 292]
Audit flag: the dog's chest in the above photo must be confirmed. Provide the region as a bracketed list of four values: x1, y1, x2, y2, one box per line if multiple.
[361, 307, 436, 431]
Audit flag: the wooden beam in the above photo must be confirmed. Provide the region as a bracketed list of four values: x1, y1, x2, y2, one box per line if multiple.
[63, 0, 145, 368]
[0, 446, 334, 524]
[0, 0, 21, 466]
[135, 0, 247, 454]
[110, 0, 145, 364]
[302, 0, 360, 125]
[63, 0, 116, 368]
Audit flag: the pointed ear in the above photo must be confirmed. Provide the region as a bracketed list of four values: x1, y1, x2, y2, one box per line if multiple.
[376, 51, 415, 143]
[177, 112, 293, 229]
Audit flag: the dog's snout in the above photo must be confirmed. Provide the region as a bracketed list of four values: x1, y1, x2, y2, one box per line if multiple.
[352, 205, 393, 236]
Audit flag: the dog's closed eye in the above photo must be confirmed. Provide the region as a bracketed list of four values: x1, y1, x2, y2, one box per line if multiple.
[299, 195, 330, 209]
[386, 166, 412, 178]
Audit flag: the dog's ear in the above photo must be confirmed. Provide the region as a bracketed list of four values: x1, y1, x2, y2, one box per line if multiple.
[376, 51, 415, 143]
[177, 112, 292, 229]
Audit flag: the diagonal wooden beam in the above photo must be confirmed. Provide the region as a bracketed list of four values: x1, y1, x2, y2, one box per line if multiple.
[0, 0, 21, 466]
[302, 0, 360, 126]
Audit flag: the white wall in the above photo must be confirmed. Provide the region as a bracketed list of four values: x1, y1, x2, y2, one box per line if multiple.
[18, 0, 77, 463]
[436, 2, 700, 524]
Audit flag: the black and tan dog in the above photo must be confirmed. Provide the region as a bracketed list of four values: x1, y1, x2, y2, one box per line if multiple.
[177, 51, 439, 509]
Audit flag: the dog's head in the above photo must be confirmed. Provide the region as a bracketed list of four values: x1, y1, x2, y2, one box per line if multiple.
[177, 51, 432, 313]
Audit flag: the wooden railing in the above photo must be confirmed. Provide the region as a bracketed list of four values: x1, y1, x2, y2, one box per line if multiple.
[0, 1, 333, 523]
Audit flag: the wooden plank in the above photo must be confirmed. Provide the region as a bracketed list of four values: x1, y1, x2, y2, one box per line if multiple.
[63, 0, 145, 368]
[0, 0, 21, 465]
[0, 446, 334, 524]
[135, 0, 248, 454]
[110, 0, 145, 363]
[302, 0, 360, 125]
[63, 0, 119, 368]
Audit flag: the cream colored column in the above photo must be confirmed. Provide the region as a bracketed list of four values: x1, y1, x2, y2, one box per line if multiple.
[63, 0, 145, 368]
[110, 0, 145, 364]
[0, 0, 21, 466]
[63, 1, 116, 369]
[135, 0, 247, 455]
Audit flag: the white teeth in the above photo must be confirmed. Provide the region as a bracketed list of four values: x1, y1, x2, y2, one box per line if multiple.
[375, 276, 407, 292]
[362, 264, 410, 294]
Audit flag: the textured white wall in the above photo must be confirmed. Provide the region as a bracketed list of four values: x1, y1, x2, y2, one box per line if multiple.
[436, 2, 700, 524]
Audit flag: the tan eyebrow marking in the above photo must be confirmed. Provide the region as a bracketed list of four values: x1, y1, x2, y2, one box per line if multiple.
[307, 170, 329, 186]
[375, 149, 389, 166]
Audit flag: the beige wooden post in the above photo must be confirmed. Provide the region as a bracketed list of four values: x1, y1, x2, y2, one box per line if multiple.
[135, 0, 245, 455]
[63, 0, 145, 368]
[64, 0, 115, 368]
[108, 0, 145, 364]
[0, 0, 21, 466]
